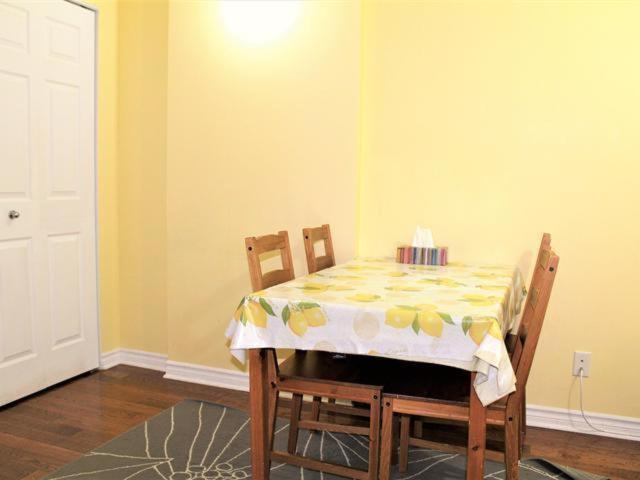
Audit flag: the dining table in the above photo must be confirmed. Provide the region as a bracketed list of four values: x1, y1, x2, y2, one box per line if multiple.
[226, 257, 526, 480]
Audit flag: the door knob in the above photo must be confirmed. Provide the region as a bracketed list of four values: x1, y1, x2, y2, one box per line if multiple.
[8, 210, 20, 220]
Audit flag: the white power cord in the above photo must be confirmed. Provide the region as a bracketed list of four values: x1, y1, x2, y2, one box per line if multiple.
[578, 367, 640, 439]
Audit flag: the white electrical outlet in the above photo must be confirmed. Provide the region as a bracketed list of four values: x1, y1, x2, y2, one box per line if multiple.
[573, 351, 592, 377]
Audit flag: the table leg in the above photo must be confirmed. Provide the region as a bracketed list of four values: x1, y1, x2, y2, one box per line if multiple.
[250, 348, 270, 480]
[467, 373, 486, 480]
[379, 398, 394, 480]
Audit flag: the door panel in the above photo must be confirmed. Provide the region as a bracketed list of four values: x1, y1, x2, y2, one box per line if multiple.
[0, 0, 97, 406]
[0, 237, 44, 403]
[0, 2, 29, 51]
[46, 17, 80, 63]
[0, 239, 35, 365]
[46, 80, 80, 197]
[0, 70, 30, 198]
[48, 233, 82, 349]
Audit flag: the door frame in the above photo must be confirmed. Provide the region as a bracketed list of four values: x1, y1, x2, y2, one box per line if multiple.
[64, 0, 102, 365]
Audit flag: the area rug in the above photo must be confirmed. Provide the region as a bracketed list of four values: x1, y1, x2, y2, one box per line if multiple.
[45, 400, 608, 480]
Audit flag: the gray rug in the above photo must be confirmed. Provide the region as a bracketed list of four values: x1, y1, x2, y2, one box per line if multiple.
[45, 400, 607, 480]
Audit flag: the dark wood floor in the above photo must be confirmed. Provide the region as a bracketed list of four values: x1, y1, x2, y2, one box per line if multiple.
[0, 365, 638, 480]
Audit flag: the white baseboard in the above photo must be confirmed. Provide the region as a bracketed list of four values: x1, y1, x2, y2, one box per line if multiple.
[100, 348, 639, 442]
[99, 348, 167, 372]
[526, 404, 640, 441]
[164, 360, 249, 391]
[99, 349, 123, 370]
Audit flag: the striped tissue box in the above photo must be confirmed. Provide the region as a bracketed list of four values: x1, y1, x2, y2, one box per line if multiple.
[395, 246, 448, 266]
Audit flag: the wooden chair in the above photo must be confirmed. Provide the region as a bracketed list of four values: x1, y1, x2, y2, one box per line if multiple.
[379, 238, 559, 480]
[302, 224, 336, 274]
[302, 224, 340, 417]
[244, 231, 384, 480]
[245, 230, 323, 440]
[245, 231, 295, 291]
[411, 233, 552, 456]
[505, 232, 551, 444]
[268, 351, 383, 480]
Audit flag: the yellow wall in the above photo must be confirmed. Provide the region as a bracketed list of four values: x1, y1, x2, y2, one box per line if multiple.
[94, 0, 120, 352]
[165, 0, 360, 368]
[93, 0, 639, 419]
[360, 1, 640, 417]
[117, 0, 169, 354]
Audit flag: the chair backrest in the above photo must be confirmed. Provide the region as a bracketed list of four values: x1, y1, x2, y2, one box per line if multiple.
[302, 224, 336, 274]
[245, 231, 295, 291]
[534, 233, 551, 273]
[508, 237, 559, 408]
[506, 233, 552, 357]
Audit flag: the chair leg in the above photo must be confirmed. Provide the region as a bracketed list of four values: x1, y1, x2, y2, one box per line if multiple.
[391, 414, 399, 465]
[367, 392, 381, 480]
[519, 392, 526, 459]
[310, 396, 322, 432]
[287, 393, 303, 454]
[268, 386, 279, 453]
[327, 397, 336, 419]
[399, 415, 410, 473]
[521, 391, 526, 436]
[467, 373, 486, 480]
[267, 351, 278, 452]
[379, 398, 394, 480]
[505, 407, 520, 480]
[414, 419, 423, 438]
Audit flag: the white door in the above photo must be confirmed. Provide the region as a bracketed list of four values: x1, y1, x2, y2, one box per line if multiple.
[0, 0, 98, 406]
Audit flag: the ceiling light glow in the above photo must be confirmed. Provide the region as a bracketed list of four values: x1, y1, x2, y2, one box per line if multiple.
[220, 0, 301, 45]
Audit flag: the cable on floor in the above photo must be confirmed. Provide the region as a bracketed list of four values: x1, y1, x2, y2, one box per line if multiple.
[578, 367, 640, 440]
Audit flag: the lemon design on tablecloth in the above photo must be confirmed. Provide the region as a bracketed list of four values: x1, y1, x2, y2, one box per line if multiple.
[461, 294, 502, 307]
[477, 285, 509, 291]
[418, 278, 462, 287]
[233, 304, 244, 322]
[385, 304, 453, 337]
[354, 312, 380, 340]
[386, 271, 408, 277]
[385, 306, 416, 328]
[348, 293, 381, 302]
[416, 304, 445, 337]
[234, 298, 274, 328]
[288, 310, 308, 336]
[385, 285, 422, 292]
[409, 265, 439, 271]
[472, 271, 512, 279]
[328, 285, 355, 291]
[462, 316, 502, 345]
[298, 282, 329, 293]
[281, 302, 328, 337]
[304, 306, 328, 326]
[344, 265, 385, 271]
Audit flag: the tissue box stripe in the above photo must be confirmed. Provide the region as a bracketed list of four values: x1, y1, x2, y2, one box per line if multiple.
[396, 246, 448, 266]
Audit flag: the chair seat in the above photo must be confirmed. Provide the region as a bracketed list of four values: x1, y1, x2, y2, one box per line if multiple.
[383, 360, 473, 405]
[275, 350, 384, 480]
[278, 351, 498, 407]
[278, 350, 387, 388]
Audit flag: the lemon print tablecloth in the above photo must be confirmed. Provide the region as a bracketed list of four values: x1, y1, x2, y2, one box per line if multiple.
[225, 258, 526, 406]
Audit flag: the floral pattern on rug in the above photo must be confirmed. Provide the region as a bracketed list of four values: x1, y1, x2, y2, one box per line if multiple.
[45, 400, 606, 480]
